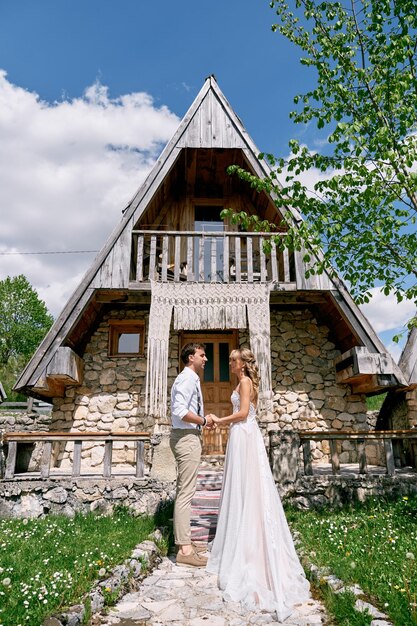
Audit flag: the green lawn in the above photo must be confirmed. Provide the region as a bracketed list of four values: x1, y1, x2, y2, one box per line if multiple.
[0, 506, 171, 626]
[287, 496, 417, 625]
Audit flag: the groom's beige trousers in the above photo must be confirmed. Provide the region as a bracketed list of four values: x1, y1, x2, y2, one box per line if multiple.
[170, 429, 202, 546]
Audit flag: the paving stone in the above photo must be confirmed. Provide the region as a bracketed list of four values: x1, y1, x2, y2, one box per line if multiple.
[98, 553, 329, 626]
[189, 616, 227, 626]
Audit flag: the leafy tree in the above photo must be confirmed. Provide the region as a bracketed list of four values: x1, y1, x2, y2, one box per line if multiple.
[227, 0, 417, 307]
[0, 275, 53, 366]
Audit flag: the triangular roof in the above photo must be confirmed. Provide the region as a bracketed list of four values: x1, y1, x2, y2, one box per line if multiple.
[397, 326, 417, 386]
[15, 76, 405, 394]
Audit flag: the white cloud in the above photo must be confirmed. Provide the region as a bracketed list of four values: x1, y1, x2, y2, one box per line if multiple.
[0, 71, 179, 316]
[360, 288, 416, 334]
[384, 340, 404, 364]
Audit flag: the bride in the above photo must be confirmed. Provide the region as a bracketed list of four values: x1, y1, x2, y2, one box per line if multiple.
[206, 348, 310, 621]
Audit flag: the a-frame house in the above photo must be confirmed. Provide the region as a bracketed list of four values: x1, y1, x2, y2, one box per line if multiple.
[14, 76, 406, 469]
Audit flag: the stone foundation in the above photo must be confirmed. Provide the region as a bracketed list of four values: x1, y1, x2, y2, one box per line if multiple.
[0, 476, 176, 519]
[282, 472, 417, 508]
[2, 471, 417, 518]
[0, 409, 52, 433]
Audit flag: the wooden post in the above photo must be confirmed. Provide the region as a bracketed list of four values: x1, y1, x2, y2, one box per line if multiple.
[136, 235, 144, 282]
[302, 440, 313, 476]
[40, 441, 52, 478]
[187, 236, 194, 281]
[161, 235, 168, 282]
[4, 441, 17, 480]
[357, 439, 368, 474]
[283, 247, 290, 282]
[72, 441, 82, 477]
[149, 236, 157, 281]
[210, 237, 217, 282]
[270, 240, 278, 283]
[103, 440, 113, 478]
[384, 439, 396, 476]
[174, 235, 180, 281]
[136, 441, 145, 478]
[0, 439, 4, 479]
[329, 439, 340, 474]
[247, 236, 253, 282]
[235, 237, 241, 282]
[198, 237, 204, 281]
[223, 236, 229, 283]
[260, 237, 267, 282]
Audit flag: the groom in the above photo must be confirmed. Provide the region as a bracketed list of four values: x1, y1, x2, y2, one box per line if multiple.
[170, 342, 215, 567]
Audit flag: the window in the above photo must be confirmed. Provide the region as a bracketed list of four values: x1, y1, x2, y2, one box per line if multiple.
[108, 320, 145, 357]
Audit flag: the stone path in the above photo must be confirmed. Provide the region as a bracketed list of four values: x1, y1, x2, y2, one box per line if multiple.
[98, 554, 328, 626]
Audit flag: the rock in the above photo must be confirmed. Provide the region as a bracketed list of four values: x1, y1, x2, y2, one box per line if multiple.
[111, 487, 129, 499]
[99, 369, 117, 386]
[43, 618, 64, 626]
[17, 494, 44, 518]
[150, 434, 177, 481]
[97, 394, 117, 413]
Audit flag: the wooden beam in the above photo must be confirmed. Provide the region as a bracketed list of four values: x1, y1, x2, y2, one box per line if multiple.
[4, 441, 17, 480]
[384, 439, 396, 476]
[329, 439, 340, 474]
[46, 347, 84, 385]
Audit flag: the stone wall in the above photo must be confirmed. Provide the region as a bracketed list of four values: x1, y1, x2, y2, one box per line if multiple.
[2, 472, 417, 518]
[254, 309, 383, 464]
[0, 409, 51, 434]
[392, 391, 417, 429]
[0, 476, 176, 519]
[50, 308, 179, 471]
[283, 473, 417, 508]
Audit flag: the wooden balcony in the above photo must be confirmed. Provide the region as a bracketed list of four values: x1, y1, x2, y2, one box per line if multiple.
[130, 230, 295, 286]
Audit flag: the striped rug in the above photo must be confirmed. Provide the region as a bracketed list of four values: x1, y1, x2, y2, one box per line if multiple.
[190, 467, 223, 543]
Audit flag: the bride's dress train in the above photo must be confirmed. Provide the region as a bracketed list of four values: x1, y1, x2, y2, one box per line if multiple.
[206, 391, 310, 621]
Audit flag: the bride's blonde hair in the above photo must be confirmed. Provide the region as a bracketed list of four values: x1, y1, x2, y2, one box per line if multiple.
[230, 348, 259, 403]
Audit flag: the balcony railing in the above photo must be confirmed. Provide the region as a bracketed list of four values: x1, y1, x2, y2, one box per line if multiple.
[130, 231, 295, 285]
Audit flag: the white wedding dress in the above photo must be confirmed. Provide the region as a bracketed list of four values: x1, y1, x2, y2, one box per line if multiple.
[206, 391, 310, 621]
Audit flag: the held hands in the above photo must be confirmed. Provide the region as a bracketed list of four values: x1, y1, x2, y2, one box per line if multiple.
[204, 414, 218, 430]
[205, 413, 220, 429]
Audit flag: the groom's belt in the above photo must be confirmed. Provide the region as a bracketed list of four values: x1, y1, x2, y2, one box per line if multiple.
[171, 427, 202, 434]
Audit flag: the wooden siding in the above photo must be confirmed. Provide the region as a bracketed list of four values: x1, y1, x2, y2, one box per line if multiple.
[177, 89, 246, 149]
[92, 220, 132, 289]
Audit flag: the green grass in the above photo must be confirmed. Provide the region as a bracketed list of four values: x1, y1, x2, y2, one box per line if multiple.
[287, 496, 417, 626]
[365, 393, 387, 411]
[0, 504, 172, 626]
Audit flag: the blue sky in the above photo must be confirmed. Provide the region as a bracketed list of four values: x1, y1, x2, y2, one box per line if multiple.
[0, 0, 412, 360]
[0, 0, 314, 153]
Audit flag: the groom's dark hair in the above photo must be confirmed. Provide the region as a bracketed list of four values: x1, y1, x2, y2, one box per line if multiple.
[181, 343, 206, 365]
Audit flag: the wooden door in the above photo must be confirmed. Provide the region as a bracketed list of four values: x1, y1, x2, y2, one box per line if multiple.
[181, 331, 237, 455]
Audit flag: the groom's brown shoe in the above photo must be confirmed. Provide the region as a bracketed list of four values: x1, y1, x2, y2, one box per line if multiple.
[192, 542, 207, 554]
[176, 549, 208, 568]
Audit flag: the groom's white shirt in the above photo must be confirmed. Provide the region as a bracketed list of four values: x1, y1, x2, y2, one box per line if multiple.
[171, 366, 203, 430]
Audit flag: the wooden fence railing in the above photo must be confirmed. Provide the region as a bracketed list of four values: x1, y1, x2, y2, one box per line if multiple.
[1, 431, 150, 480]
[130, 230, 294, 285]
[299, 429, 417, 477]
[0, 399, 52, 414]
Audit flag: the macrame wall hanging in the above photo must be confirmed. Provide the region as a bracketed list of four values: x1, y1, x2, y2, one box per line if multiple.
[145, 281, 272, 418]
